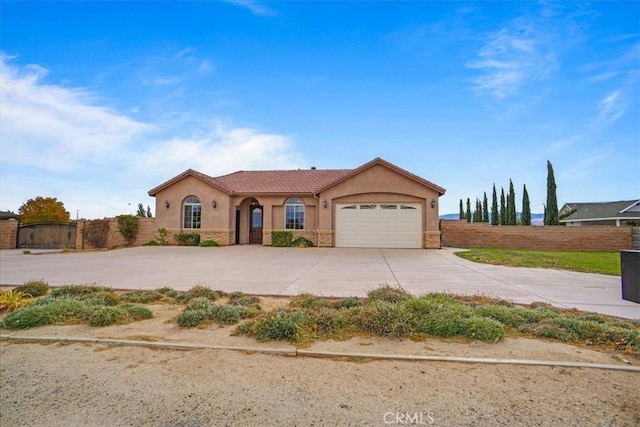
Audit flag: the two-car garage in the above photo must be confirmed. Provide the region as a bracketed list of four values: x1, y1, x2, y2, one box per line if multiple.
[334, 203, 422, 248]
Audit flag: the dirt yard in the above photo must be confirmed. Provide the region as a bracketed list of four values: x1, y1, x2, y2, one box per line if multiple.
[1, 302, 639, 426]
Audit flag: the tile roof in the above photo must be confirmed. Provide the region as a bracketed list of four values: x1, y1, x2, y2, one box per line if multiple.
[148, 157, 446, 196]
[560, 200, 640, 222]
[214, 169, 353, 194]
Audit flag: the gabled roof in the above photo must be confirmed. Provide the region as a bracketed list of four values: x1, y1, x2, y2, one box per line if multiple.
[559, 199, 640, 222]
[314, 157, 446, 195]
[148, 158, 445, 196]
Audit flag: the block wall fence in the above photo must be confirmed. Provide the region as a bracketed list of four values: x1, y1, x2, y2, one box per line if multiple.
[440, 220, 635, 251]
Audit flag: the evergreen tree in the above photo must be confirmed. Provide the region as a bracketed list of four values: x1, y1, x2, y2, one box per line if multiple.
[466, 198, 471, 223]
[491, 184, 499, 225]
[459, 199, 465, 220]
[545, 160, 559, 225]
[482, 192, 489, 223]
[136, 203, 146, 217]
[508, 179, 517, 225]
[522, 185, 531, 225]
[474, 199, 481, 222]
[146, 205, 153, 218]
[500, 188, 506, 225]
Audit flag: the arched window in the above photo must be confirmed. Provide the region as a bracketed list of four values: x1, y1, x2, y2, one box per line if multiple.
[285, 197, 304, 230]
[183, 196, 201, 229]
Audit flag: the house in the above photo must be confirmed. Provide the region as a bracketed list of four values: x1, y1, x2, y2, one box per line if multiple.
[559, 199, 640, 226]
[149, 157, 446, 248]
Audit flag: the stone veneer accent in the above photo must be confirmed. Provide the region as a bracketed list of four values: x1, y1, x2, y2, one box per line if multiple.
[316, 230, 334, 248]
[423, 231, 441, 249]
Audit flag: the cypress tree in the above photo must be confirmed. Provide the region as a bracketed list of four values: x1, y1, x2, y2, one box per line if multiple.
[508, 179, 517, 225]
[545, 160, 559, 225]
[522, 184, 531, 225]
[491, 184, 499, 225]
[500, 188, 506, 225]
[475, 198, 482, 222]
[482, 192, 489, 223]
[466, 198, 471, 223]
[459, 199, 465, 220]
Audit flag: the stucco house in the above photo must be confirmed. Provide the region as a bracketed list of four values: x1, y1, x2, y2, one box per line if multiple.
[559, 199, 640, 226]
[149, 157, 446, 248]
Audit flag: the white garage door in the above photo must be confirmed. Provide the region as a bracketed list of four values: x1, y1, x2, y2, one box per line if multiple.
[335, 203, 422, 248]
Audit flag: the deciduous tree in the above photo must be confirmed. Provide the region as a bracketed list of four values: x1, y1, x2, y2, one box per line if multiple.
[18, 197, 70, 224]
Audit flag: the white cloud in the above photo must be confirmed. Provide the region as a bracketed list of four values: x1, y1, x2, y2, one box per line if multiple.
[0, 57, 304, 218]
[467, 25, 557, 100]
[598, 90, 625, 125]
[223, 0, 275, 16]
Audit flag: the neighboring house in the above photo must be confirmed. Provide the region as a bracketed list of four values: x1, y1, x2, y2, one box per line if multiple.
[559, 200, 640, 226]
[149, 157, 446, 248]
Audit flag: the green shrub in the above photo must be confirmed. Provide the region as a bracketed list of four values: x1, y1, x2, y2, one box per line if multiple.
[86, 306, 128, 326]
[142, 240, 159, 246]
[82, 292, 120, 306]
[51, 284, 112, 298]
[177, 309, 208, 327]
[271, 231, 293, 247]
[474, 305, 542, 328]
[119, 290, 164, 304]
[116, 214, 139, 246]
[2, 305, 52, 328]
[356, 301, 416, 337]
[157, 228, 169, 245]
[15, 280, 50, 297]
[185, 297, 215, 312]
[210, 304, 244, 324]
[333, 297, 363, 310]
[174, 232, 200, 246]
[289, 293, 333, 310]
[187, 285, 223, 301]
[227, 292, 261, 307]
[253, 311, 307, 341]
[22, 250, 31, 255]
[458, 316, 505, 342]
[121, 304, 153, 320]
[367, 285, 411, 303]
[291, 237, 314, 247]
[198, 240, 219, 247]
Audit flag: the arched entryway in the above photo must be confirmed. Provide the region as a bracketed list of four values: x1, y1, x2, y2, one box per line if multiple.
[236, 198, 263, 244]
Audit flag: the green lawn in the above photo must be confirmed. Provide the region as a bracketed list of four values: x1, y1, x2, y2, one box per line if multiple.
[455, 249, 621, 276]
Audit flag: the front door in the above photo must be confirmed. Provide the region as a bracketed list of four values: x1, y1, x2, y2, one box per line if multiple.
[249, 205, 263, 244]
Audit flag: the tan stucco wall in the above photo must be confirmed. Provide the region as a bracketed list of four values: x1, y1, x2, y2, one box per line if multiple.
[151, 163, 442, 248]
[317, 163, 441, 235]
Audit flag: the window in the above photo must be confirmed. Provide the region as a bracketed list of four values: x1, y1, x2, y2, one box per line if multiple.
[183, 196, 201, 229]
[285, 197, 304, 229]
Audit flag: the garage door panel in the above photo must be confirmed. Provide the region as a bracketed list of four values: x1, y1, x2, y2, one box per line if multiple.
[335, 203, 422, 248]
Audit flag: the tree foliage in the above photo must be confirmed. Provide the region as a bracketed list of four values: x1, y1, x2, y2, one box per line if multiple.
[18, 197, 70, 224]
[466, 198, 471, 223]
[459, 199, 465, 220]
[500, 188, 506, 225]
[545, 160, 559, 225]
[507, 179, 517, 225]
[491, 184, 499, 225]
[522, 184, 531, 226]
[482, 192, 489, 223]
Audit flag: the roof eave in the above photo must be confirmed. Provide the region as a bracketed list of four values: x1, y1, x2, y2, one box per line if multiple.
[148, 169, 231, 196]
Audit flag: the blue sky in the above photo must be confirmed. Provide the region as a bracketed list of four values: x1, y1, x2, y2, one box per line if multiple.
[1, 1, 638, 219]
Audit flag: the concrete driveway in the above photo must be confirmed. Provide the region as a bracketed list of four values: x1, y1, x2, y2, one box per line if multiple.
[1, 246, 638, 319]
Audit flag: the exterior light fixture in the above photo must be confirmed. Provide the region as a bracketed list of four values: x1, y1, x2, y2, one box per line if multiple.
[212, 200, 217, 209]
[164, 200, 170, 209]
[431, 199, 436, 209]
[323, 199, 328, 209]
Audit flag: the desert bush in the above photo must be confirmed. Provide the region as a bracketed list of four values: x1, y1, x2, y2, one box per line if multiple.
[119, 290, 164, 304]
[271, 231, 293, 247]
[51, 284, 112, 298]
[227, 292, 261, 307]
[474, 305, 543, 328]
[15, 280, 50, 297]
[86, 306, 128, 326]
[367, 285, 411, 303]
[210, 304, 244, 324]
[333, 297, 363, 310]
[120, 304, 153, 320]
[157, 228, 169, 245]
[187, 285, 223, 301]
[116, 214, 139, 246]
[356, 301, 416, 337]
[248, 311, 308, 342]
[291, 236, 314, 248]
[174, 232, 200, 246]
[289, 293, 333, 310]
[198, 240, 219, 247]
[458, 316, 505, 342]
[177, 309, 208, 327]
[142, 240, 159, 246]
[0, 290, 32, 312]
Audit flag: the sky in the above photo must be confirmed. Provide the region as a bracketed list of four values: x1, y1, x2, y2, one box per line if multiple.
[1, 1, 638, 219]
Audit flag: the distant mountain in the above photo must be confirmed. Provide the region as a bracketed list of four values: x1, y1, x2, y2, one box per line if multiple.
[440, 213, 545, 225]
